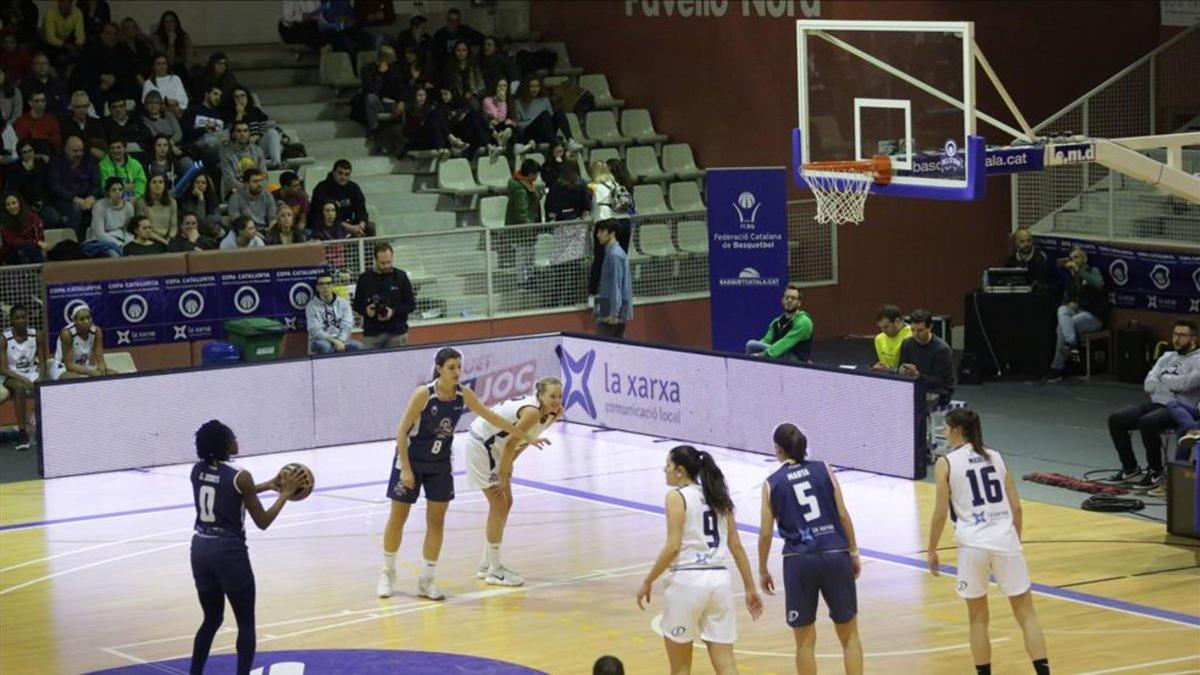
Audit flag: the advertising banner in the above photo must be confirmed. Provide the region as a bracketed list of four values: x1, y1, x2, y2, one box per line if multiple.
[1037, 236, 1200, 314]
[706, 167, 789, 353]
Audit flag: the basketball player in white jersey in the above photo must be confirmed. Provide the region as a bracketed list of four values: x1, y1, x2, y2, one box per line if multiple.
[465, 376, 563, 587]
[927, 408, 1051, 675]
[0, 304, 43, 450]
[638, 445, 762, 675]
[49, 304, 109, 380]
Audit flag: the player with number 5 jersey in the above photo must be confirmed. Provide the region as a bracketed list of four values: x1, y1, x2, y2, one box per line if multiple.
[759, 423, 863, 675]
[927, 408, 1051, 675]
[377, 347, 552, 602]
[637, 445, 762, 675]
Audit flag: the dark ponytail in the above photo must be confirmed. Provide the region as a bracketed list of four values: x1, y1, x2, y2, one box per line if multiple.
[945, 408, 987, 459]
[195, 419, 234, 463]
[773, 423, 807, 461]
[669, 445, 734, 516]
[432, 347, 462, 380]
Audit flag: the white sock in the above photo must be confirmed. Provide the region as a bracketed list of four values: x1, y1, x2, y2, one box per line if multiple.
[382, 552, 396, 574]
[486, 542, 502, 572]
[420, 559, 437, 580]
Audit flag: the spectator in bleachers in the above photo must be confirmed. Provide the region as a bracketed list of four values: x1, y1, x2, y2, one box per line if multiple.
[278, 1, 321, 51]
[0, 112, 15, 171]
[545, 160, 589, 222]
[77, 0, 109, 38]
[117, 18, 154, 82]
[101, 98, 146, 155]
[72, 22, 136, 108]
[0, 191, 48, 263]
[353, 240, 415, 349]
[359, 45, 408, 154]
[478, 37, 518, 90]
[437, 87, 486, 159]
[272, 171, 310, 226]
[140, 90, 186, 154]
[540, 140, 566, 186]
[5, 141, 58, 226]
[404, 52, 433, 92]
[182, 86, 229, 169]
[0, 69, 22, 126]
[264, 204, 307, 246]
[431, 8, 484, 72]
[220, 214, 264, 250]
[226, 86, 282, 170]
[354, 0, 396, 33]
[0, 34, 31, 90]
[228, 168, 276, 230]
[176, 172, 221, 238]
[402, 87, 450, 158]
[746, 284, 813, 362]
[219, 121, 266, 197]
[143, 53, 188, 119]
[1045, 246, 1108, 382]
[20, 53, 67, 114]
[593, 219, 632, 339]
[442, 39, 486, 109]
[871, 304, 912, 372]
[61, 90, 107, 160]
[310, 199, 347, 240]
[308, 159, 371, 236]
[85, 175, 130, 256]
[133, 173, 176, 245]
[195, 51, 241, 102]
[0, 4, 39, 48]
[306, 271, 359, 354]
[587, 159, 633, 299]
[40, 0, 85, 73]
[316, 0, 371, 64]
[394, 15, 431, 68]
[98, 137, 145, 200]
[505, 158, 540, 226]
[14, 91, 63, 156]
[0, 303, 43, 448]
[121, 214, 167, 256]
[514, 78, 581, 154]
[150, 11, 190, 77]
[145, 133, 191, 190]
[898, 309, 956, 407]
[482, 76, 517, 156]
[167, 211, 216, 252]
[47, 135, 97, 236]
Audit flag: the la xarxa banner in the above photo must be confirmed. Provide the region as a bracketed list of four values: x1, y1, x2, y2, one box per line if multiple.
[1036, 236, 1200, 314]
[706, 167, 789, 352]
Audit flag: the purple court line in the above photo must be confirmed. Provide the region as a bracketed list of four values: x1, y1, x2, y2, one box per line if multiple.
[509, 476, 1200, 628]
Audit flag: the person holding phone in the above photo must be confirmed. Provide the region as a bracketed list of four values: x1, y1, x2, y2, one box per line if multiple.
[1045, 247, 1107, 382]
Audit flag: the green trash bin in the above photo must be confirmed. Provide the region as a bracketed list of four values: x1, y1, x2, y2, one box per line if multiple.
[223, 317, 286, 362]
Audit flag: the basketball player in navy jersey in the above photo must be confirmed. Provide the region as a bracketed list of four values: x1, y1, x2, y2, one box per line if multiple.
[758, 423, 863, 675]
[928, 409, 1050, 675]
[189, 420, 301, 675]
[377, 347, 551, 601]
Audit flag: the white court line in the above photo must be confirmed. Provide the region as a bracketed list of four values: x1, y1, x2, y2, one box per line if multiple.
[1079, 655, 1200, 675]
[1157, 669, 1200, 675]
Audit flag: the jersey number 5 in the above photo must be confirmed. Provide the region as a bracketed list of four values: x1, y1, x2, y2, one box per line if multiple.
[198, 485, 216, 523]
[966, 466, 1003, 507]
[792, 481, 822, 522]
[702, 510, 720, 548]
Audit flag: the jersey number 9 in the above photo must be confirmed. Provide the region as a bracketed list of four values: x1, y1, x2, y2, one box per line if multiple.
[702, 510, 720, 548]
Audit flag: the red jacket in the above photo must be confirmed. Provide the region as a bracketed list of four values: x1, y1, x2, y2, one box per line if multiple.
[13, 113, 62, 151]
[0, 210, 45, 251]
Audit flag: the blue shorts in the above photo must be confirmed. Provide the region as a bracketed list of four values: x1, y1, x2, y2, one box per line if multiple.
[387, 460, 455, 503]
[191, 533, 255, 594]
[783, 551, 857, 626]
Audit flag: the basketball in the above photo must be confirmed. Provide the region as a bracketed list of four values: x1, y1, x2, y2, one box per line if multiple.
[281, 463, 314, 501]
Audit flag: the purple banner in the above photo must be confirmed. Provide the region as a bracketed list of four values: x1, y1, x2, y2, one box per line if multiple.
[1036, 235, 1200, 314]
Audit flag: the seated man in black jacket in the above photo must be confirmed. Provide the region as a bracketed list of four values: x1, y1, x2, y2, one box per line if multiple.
[309, 159, 373, 237]
[1004, 226, 1053, 292]
[1046, 246, 1108, 382]
[898, 309, 956, 408]
[353, 241, 416, 349]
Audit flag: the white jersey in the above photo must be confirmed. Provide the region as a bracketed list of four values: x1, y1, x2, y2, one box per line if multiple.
[672, 484, 730, 571]
[54, 323, 97, 369]
[4, 328, 38, 380]
[946, 444, 1022, 553]
[468, 394, 555, 450]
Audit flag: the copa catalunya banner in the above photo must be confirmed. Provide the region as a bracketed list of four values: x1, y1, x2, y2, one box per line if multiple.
[706, 167, 789, 352]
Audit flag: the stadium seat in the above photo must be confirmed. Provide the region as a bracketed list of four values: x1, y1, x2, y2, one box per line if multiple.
[356, 50, 377, 76]
[393, 244, 431, 281]
[662, 143, 705, 181]
[319, 51, 359, 89]
[578, 74, 625, 109]
[565, 113, 597, 148]
[669, 181, 705, 212]
[588, 147, 620, 167]
[626, 146, 672, 183]
[401, 211, 457, 233]
[476, 155, 513, 193]
[621, 109, 667, 145]
[543, 42, 583, 76]
[44, 228, 78, 247]
[543, 75, 569, 89]
[576, 154, 591, 181]
[437, 158, 489, 196]
[677, 221, 708, 254]
[638, 224, 674, 257]
[632, 184, 670, 216]
[533, 233, 554, 267]
[480, 196, 508, 228]
[585, 111, 633, 148]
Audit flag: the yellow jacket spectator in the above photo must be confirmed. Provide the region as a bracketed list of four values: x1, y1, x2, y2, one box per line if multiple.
[873, 304, 913, 371]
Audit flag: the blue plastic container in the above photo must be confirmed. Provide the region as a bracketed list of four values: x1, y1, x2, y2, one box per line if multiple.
[201, 341, 242, 366]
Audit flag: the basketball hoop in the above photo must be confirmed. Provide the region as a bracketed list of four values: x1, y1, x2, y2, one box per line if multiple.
[800, 155, 891, 225]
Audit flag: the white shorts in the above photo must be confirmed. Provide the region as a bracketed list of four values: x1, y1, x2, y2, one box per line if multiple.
[955, 546, 1031, 599]
[661, 568, 736, 644]
[465, 435, 499, 490]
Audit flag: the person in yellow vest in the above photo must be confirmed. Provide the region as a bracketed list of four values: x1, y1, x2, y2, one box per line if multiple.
[871, 304, 912, 372]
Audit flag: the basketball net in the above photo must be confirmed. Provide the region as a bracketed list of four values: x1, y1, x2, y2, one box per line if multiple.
[800, 156, 891, 225]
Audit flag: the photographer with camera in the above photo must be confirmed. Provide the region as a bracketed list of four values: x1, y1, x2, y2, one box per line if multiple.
[1044, 246, 1107, 382]
[353, 241, 416, 349]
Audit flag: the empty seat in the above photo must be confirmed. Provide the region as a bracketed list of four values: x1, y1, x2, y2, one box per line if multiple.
[543, 74, 569, 89]
[585, 111, 633, 147]
[632, 184, 670, 217]
[578, 74, 625, 109]
[677, 221, 708, 254]
[662, 143, 704, 180]
[669, 181, 705, 212]
[476, 155, 513, 192]
[318, 51, 358, 88]
[480, 196, 508, 228]
[44, 228, 78, 247]
[638, 224, 674, 257]
[402, 211, 457, 233]
[437, 158, 489, 196]
[565, 113, 597, 148]
[576, 154, 591, 181]
[588, 147, 620, 167]
[621, 109, 667, 145]
[626, 146, 672, 183]
[393, 244, 430, 280]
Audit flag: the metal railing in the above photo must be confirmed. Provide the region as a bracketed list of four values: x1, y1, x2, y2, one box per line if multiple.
[1012, 25, 1200, 247]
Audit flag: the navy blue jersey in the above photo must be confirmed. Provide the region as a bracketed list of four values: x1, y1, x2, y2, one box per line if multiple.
[767, 460, 849, 555]
[191, 461, 247, 538]
[407, 382, 465, 464]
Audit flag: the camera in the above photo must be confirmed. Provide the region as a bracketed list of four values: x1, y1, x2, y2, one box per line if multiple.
[367, 294, 393, 315]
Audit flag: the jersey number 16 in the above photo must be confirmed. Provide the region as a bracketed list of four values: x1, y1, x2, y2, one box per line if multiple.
[966, 466, 1003, 507]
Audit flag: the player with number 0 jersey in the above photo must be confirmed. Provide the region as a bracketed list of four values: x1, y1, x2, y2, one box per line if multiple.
[759, 423, 863, 675]
[927, 408, 1051, 675]
[377, 347, 552, 602]
[637, 445, 762, 675]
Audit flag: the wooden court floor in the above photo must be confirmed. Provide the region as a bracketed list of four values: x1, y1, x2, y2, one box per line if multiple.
[1, 423, 1197, 674]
